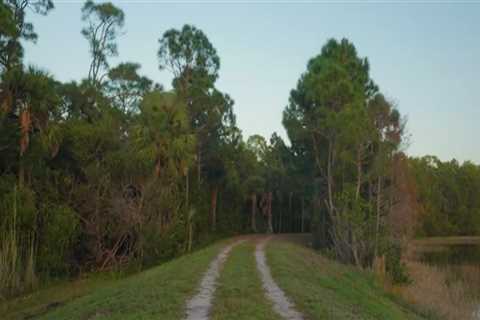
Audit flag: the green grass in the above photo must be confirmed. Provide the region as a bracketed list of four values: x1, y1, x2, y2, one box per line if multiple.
[1, 273, 117, 320]
[265, 240, 425, 320]
[211, 242, 280, 320]
[12, 240, 228, 320]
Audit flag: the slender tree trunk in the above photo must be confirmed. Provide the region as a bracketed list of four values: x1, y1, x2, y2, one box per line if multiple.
[185, 170, 192, 253]
[288, 192, 293, 233]
[197, 148, 201, 185]
[185, 172, 189, 208]
[352, 232, 362, 268]
[356, 147, 362, 199]
[278, 197, 283, 233]
[18, 161, 24, 187]
[267, 192, 273, 234]
[251, 193, 257, 232]
[327, 140, 335, 215]
[210, 186, 218, 231]
[374, 176, 382, 259]
[301, 196, 305, 233]
[187, 220, 193, 252]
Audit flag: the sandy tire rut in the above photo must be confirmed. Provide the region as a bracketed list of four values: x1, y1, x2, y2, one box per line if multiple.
[256, 237, 304, 320]
[184, 239, 244, 320]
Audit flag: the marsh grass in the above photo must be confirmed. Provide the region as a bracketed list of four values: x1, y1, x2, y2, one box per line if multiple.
[397, 243, 480, 320]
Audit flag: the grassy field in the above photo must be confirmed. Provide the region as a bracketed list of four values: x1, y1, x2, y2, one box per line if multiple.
[266, 239, 425, 320]
[211, 242, 279, 320]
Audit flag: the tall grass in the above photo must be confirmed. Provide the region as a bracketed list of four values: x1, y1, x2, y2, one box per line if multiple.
[0, 185, 38, 299]
[398, 261, 480, 320]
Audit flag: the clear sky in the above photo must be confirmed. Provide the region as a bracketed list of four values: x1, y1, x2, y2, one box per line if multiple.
[24, 1, 480, 163]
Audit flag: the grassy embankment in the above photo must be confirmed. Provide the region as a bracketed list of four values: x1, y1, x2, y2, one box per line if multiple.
[266, 239, 425, 320]
[2, 240, 229, 320]
[2, 235, 429, 320]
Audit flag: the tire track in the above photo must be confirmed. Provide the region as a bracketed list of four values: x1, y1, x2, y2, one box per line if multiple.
[184, 240, 244, 320]
[255, 237, 304, 320]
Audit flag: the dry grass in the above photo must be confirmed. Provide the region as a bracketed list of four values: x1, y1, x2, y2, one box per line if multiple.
[397, 261, 480, 320]
[412, 237, 480, 247]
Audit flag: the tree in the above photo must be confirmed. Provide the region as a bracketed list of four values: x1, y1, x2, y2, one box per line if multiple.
[0, 66, 60, 185]
[247, 134, 268, 161]
[106, 62, 154, 115]
[134, 90, 196, 254]
[81, 0, 124, 87]
[283, 38, 404, 267]
[158, 24, 223, 184]
[158, 24, 219, 96]
[0, 0, 53, 71]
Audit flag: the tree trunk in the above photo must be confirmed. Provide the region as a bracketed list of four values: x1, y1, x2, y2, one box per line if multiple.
[185, 171, 189, 208]
[374, 176, 382, 259]
[278, 198, 283, 233]
[356, 147, 362, 199]
[210, 186, 218, 231]
[197, 148, 201, 185]
[251, 193, 257, 232]
[327, 140, 335, 216]
[352, 232, 362, 268]
[187, 219, 193, 252]
[18, 161, 24, 187]
[301, 196, 305, 233]
[267, 192, 273, 234]
[288, 192, 293, 233]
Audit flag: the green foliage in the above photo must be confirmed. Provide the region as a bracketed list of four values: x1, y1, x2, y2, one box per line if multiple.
[283, 38, 404, 266]
[37, 205, 79, 275]
[385, 241, 411, 285]
[158, 24, 220, 92]
[107, 62, 155, 115]
[411, 156, 480, 237]
[0, 0, 53, 70]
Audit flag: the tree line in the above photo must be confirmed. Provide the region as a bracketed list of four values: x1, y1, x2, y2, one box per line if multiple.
[410, 156, 480, 237]
[0, 0, 308, 297]
[1, 0, 477, 298]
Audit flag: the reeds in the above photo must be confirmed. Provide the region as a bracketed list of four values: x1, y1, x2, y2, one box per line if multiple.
[0, 185, 38, 299]
[399, 261, 480, 320]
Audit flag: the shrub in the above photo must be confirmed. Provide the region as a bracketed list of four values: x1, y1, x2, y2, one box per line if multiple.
[385, 241, 410, 284]
[37, 205, 80, 275]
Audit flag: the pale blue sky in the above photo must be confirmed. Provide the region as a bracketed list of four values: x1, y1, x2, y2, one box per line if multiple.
[24, 1, 480, 162]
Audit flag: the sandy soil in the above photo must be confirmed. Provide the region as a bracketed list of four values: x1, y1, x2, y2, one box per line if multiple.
[184, 240, 244, 320]
[255, 236, 304, 320]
